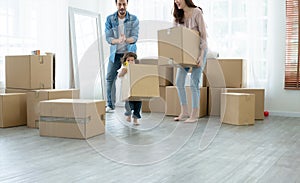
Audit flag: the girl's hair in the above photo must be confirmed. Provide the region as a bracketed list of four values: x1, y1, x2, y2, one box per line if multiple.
[173, 0, 203, 24]
[121, 52, 138, 65]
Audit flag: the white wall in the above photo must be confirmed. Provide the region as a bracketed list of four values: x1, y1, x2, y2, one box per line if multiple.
[68, 0, 100, 13]
[266, 1, 300, 117]
[67, 0, 300, 116]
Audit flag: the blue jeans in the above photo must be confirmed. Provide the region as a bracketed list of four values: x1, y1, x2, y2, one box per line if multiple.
[106, 54, 123, 109]
[176, 50, 207, 109]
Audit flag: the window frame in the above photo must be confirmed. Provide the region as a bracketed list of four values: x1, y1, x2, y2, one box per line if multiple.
[285, 0, 300, 90]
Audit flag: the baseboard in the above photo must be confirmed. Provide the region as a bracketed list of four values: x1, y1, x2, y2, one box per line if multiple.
[270, 111, 300, 118]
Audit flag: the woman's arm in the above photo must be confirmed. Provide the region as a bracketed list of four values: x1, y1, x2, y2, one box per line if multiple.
[195, 11, 208, 67]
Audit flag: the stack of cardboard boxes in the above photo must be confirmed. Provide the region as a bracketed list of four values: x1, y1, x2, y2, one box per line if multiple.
[204, 58, 265, 125]
[141, 26, 265, 125]
[2, 54, 105, 139]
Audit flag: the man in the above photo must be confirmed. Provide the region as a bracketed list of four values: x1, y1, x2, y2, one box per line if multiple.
[105, 0, 139, 112]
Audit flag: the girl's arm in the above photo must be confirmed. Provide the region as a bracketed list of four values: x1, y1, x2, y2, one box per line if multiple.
[118, 67, 127, 77]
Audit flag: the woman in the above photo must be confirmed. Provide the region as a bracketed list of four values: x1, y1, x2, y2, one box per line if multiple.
[173, 0, 208, 123]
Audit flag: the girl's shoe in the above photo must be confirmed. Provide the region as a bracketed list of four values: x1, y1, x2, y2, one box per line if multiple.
[126, 116, 131, 122]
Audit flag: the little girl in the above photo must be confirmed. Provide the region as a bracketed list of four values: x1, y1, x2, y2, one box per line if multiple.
[118, 52, 142, 125]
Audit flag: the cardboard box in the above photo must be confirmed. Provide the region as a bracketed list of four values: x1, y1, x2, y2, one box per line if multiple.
[205, 58, 247, 88]
[223, 88, 265, 120]
[142, 86, 166, 113]
[121, 64, 160, 101]
[158, 26, 200, 67]
[208, 87, 223, 116]
[220, 93, 255, 125]
[139, 58, 174, 86]
[39, 99, 105, 139]
[5, 55, 53, 89]
[27, 89, 80, 128]
[5, 88, 32, 94]
[165, 86, 207, 117]
[0, 93, 27, 127]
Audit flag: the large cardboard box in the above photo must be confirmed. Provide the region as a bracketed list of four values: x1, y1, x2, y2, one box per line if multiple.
[5, 55, 53, 89]
[158, 26, 200, 67]
[139, 58, 174, 86]
[39, 99, 105, 139]
[0, 93, 27, 127]
[121, 64, 160, 101]
[27, 89, 80, 128]
[223, 88, 265, 120]
[165, 86, 207, 117]
[220, 93, 255, 125]
[205, 58, 247, 88]
[142, 86, 166, 113]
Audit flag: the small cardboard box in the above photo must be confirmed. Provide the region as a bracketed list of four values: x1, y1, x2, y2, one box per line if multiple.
[223, 88, 265, 120]
[121, 64, 160, 101]
[0, 93, 27, 127]
[27, 89, 80, 128]
[220, 93, 255, 125]
[142, 86, 166, 113]
[165, 86, 207, 117]
[5, 55, 53, 89]
[205, 58, 247, 88]
[158, 26, 200, 67]
[39, 99, 105, 139]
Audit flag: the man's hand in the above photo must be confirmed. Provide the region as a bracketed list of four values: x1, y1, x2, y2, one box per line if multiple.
[118, 34, 126, 44]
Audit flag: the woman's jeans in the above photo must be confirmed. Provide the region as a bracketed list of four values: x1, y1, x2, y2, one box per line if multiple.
[175, 50, 207, 109]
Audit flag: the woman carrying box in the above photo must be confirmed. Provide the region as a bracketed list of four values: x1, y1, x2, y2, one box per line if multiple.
[173, 0, 208, 123]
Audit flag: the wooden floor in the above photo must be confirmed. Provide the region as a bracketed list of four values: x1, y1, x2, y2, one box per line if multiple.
[0, 107, 299, 183]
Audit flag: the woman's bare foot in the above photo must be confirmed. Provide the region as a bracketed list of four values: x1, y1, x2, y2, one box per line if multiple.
[126, 116, 131, 122]
[184, 117, 198, 123]
[173, 114, 189, 121]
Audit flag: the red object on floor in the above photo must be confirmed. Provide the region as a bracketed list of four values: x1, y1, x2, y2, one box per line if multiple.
[264, 111, 269, 117]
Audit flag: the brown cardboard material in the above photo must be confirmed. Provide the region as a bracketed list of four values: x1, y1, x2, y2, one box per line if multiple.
[0, 93, 27, 127]
[223, 88, 265, 120]
[139, 58, 174, 86]
[165, 86, 207, 117]
[205, 58, 247, 88]
[121, 64, 160, 101]
[208, 87, 223, 116]
[158, 26, 200, 67]
[5, 55, 53, 89]
[27, 89, 80, 128]
[142, 86, 166, 113]
[39, 99, 105, 139]
[220, 93, 255, 125]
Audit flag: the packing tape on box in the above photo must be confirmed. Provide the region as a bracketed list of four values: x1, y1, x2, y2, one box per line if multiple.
[40, 116, 91, 124]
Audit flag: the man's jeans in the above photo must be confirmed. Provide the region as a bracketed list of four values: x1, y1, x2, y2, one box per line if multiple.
[106, 54, 123, 109]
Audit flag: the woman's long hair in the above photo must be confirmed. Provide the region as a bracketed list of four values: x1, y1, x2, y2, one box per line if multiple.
[173, 0, 202, 24]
